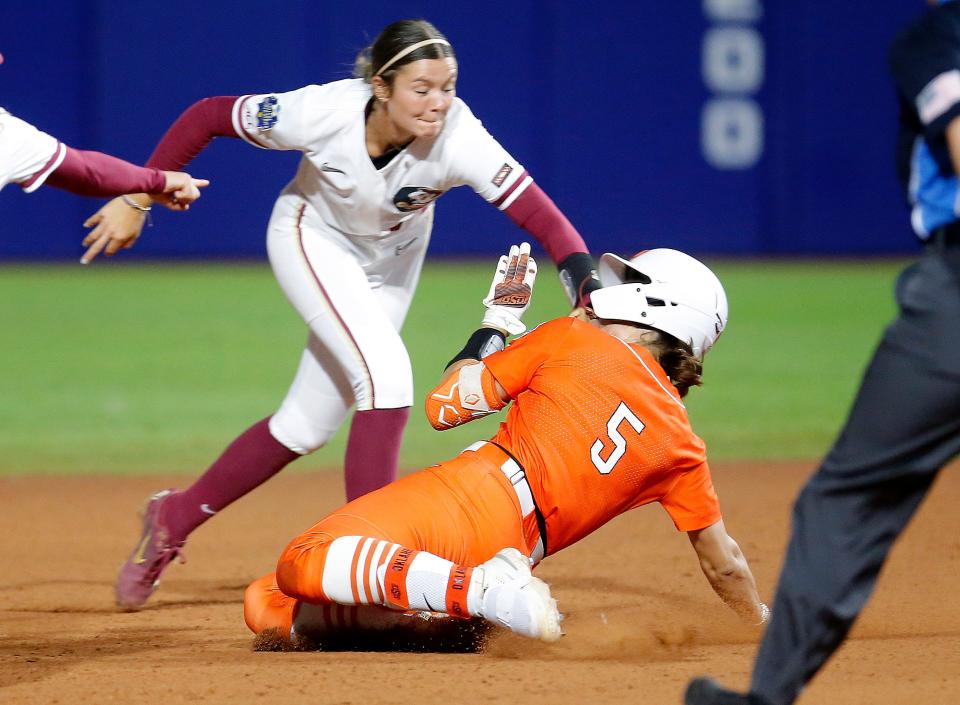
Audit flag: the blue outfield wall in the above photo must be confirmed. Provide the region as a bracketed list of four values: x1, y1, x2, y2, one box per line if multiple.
[0, 1, 926, 259]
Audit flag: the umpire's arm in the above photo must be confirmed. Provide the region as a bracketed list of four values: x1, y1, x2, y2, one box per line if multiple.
[946, 116, 960, 172]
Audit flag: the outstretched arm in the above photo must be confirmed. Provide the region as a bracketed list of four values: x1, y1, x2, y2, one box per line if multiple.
[44, 147, 165, 196]
[425, 244, 537, 429]
[144, 96, 241, 171]
[43, 145, 208, 203]
[687, 519, 769, 624]
[499, 181, 600, 308]
[80, 96, 239, 264]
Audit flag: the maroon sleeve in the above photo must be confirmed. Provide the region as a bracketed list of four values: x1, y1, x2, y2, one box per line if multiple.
[501, 180, 588, 263]
[145, 96, 240, 170]
[44, 146, 167, 197]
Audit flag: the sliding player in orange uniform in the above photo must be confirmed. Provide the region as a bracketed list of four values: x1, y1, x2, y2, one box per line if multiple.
[244, 244, 768, 643]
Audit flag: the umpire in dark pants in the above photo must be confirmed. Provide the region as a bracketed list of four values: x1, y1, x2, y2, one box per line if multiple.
[686, 2, 960, 704]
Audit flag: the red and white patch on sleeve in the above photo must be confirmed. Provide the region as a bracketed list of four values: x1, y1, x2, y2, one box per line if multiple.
[491, 163, 514, 187]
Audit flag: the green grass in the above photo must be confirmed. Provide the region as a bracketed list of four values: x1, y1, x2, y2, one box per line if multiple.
[0, 258, 903, 475]
[688, 260, 899, 458]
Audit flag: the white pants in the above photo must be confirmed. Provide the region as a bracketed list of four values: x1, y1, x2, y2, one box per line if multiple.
[266, 191, 432, 454]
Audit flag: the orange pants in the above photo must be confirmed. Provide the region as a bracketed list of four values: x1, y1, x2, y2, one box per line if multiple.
[244, 444, 538, 635]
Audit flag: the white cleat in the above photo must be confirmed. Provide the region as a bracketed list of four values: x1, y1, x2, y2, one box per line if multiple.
[477, 548, 563, 642]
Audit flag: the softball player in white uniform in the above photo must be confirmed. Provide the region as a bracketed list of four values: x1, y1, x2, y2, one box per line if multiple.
[1, 52, 204, 207]
[2, 48, 204, 202]
[239, 78, 550, 448]
[0, 106, 204, 208]
[0, 108, 67, 192]
[0, 106, 205, 209]
[101, 19, 599, 610]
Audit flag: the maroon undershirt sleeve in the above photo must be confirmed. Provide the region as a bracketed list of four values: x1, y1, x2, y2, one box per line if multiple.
[145, 96, 240, 170]
[502, 181, 588, 263]
[43, 95, 239, 197]
[501, 180, 600, 306]
[44, 147, 167, 197]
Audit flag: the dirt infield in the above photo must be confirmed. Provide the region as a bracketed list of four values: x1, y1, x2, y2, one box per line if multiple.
[2, 461, 958, 704]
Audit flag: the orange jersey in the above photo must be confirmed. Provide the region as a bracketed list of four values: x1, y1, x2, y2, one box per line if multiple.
[481, 317, 720, 554]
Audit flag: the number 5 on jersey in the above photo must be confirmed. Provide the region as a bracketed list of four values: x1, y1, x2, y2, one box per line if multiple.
[591, 402, 645, 475]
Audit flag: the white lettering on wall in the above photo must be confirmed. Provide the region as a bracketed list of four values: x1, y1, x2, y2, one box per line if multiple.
[702, 1, 764, 169]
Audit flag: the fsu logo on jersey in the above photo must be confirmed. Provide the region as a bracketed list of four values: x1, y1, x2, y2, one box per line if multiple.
[256, 96, 280, 132]
[393, 186, 442, 212]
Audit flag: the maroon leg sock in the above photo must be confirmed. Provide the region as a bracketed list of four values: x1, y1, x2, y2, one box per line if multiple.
[344, 407, 410, 501]
[163, 416, 300, 542]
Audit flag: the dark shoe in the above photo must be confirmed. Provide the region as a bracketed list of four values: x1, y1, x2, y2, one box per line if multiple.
[685, 678, 758, 705]
[115, 489, 185, 610]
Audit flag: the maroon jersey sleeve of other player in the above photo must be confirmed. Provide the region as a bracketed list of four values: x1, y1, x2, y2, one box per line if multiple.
[145, 96, 240, 170]
[500, 180, 588, 264]
[44, 146, 167, 197]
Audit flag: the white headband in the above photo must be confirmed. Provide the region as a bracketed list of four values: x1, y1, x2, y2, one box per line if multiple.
[375, 38, 451, 77]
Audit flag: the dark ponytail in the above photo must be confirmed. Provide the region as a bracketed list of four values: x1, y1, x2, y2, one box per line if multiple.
[656, 334, 703, 398]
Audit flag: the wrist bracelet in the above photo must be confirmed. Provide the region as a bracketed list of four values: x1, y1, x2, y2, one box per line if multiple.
[121, 195, 152, 212]
[121, 195, 153, 227]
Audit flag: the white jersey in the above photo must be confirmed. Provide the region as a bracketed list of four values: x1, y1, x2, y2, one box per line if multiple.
[231, 79, 532, 238]
[0, 108, 66, 192]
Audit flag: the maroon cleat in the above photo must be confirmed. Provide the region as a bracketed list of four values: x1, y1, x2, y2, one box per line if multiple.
[115, 489, 185, 611]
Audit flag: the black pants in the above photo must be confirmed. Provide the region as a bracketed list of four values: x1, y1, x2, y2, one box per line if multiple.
[750, 244, 960, 705]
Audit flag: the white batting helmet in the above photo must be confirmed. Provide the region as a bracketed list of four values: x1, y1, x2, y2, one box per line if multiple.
[590, 248, 728, 359]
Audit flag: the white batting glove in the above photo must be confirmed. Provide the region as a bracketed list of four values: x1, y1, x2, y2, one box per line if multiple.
[482, 242, 538, 336]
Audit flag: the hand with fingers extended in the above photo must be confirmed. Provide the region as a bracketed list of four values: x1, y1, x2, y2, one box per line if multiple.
[482, 242, 538, 336]
[80, 194, 150, 264]
[79, 174, 208, 264]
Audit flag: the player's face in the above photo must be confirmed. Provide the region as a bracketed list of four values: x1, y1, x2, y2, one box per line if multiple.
[385, 58, 458, 140]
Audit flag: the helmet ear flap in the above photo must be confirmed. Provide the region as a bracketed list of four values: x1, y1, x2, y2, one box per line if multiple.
[588, 283, 653, 326]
